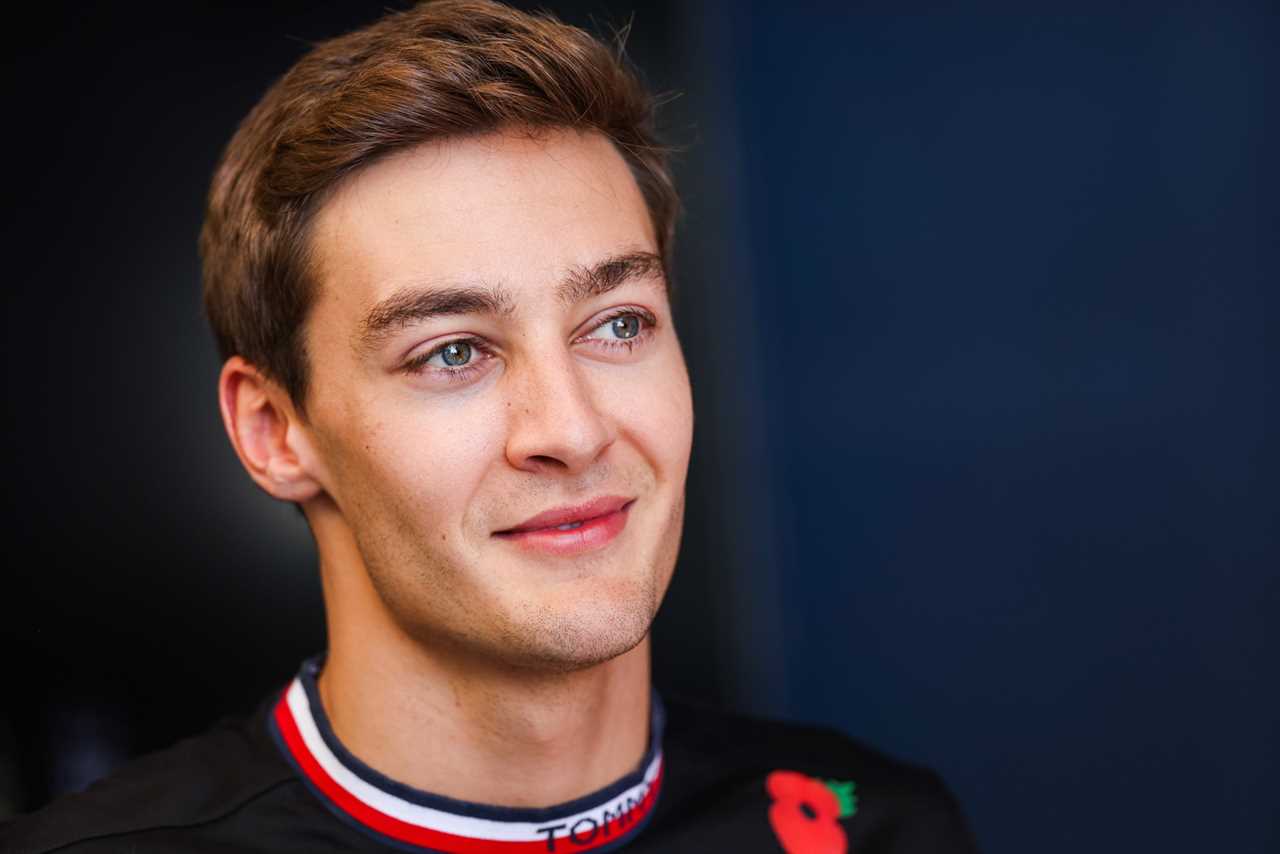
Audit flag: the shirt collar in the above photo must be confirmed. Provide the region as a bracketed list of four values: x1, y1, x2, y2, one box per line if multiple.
[269, 655, 664, 853]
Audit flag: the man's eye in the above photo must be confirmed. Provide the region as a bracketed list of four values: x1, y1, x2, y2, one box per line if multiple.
[404, 338, 483, 375]
[607, 315, 642, 339]
[584, 312, 650, 341]
[432, 340, 472, 367]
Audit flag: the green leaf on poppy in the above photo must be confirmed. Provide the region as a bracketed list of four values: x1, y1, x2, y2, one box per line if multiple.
[824, 779, 858, 818]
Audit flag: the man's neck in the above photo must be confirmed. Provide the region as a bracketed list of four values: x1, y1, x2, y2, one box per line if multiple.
[312, 542, 652, 808]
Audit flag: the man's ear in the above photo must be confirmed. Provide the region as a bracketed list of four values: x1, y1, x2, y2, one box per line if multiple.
[218, 356, 326, 503]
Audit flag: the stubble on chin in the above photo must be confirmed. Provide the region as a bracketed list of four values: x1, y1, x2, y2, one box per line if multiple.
[372, 568, 660, 676]
[488, 576, 660, 674]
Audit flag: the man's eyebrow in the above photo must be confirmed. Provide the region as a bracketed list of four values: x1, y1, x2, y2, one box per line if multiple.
[358, 285, 515, 353]
[558, 251, 667, 305]
[356, 251, 666, 354]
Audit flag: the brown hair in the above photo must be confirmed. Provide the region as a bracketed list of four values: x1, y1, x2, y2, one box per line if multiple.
[199, 0, 678, 415]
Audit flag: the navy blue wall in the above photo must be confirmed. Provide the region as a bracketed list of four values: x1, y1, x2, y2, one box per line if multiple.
[713, 3, 1276, 851]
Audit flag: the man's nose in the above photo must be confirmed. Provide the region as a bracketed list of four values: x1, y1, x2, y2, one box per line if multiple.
[503, 348, 615, 475]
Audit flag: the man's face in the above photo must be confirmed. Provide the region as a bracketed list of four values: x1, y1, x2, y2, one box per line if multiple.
[299, 128, 693, 672]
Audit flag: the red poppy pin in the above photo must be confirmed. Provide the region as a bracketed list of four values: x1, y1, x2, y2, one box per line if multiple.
[765, 770, 858, 854]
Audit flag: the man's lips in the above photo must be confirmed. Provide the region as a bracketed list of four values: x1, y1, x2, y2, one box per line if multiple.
[492, 495, 635, 557]
[495, 495, 635, 535]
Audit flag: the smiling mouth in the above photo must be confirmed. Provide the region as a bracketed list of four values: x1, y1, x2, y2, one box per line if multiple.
[494, 495, 635, 535]
[493, 502, 633, 535]
[493, 497, 635, 556]
[493, 515, 613, 535]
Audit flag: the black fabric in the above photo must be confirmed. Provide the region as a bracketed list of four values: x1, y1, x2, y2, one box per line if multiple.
[1, 687, 980, 853]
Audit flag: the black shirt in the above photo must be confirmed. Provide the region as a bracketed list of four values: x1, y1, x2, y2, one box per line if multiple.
[3, 658, 979, 853]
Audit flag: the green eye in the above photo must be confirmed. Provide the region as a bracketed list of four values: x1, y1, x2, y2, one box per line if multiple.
[439, 341, 471, 366]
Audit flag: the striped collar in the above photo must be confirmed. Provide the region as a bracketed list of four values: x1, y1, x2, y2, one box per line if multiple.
[269, 657, 664, 853]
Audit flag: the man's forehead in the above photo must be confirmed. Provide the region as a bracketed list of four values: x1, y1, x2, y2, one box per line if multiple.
[307, 128, 659, 320]
[310, 129, 649, 251]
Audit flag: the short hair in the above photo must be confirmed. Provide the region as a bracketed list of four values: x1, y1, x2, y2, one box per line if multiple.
[199, 0, 678, 415]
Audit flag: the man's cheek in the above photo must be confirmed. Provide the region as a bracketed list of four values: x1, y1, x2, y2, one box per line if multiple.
[374, 419, 504, 514]
[633, 373, 693, 459]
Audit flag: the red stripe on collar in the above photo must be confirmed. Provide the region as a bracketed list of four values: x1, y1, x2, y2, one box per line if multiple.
[271, 678, 663, 853]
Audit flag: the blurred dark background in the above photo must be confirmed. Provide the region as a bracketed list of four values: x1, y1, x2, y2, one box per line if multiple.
[2, 1, 1275, 852]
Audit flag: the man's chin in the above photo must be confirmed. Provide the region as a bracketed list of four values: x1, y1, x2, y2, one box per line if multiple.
[490, 586, 658, 674]
[502, 630, 650, 675]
